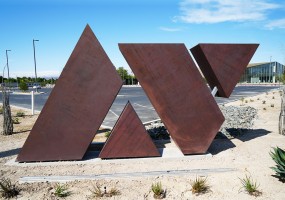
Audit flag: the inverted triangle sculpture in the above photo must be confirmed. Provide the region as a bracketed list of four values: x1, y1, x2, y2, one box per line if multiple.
[17, 25, 122, 162]
[190, 44, 259, 98]
[99, 101, 160, 159]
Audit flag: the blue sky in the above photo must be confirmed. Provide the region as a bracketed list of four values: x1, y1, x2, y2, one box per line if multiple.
[0, 0, 285, 78]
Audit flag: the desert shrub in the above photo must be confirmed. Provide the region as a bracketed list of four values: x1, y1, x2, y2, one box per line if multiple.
[270, 147, 285, 182]
[151, 182, 165, 199]
[54, 184, 71, 198]
[262, 100, 266, 104]
[239, 174, 262, 196]
[191, 176, 210, 195]
[16, 111, 25, 117]
[0, 106, 3, 114]
[0, 178, 20, 199]
[271, 104, 274, 107]
[272, 96, 275, 99]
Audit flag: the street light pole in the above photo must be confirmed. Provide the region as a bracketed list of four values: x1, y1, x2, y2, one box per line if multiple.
[33, 39, 39, 92]
[6, 50, 11, 89]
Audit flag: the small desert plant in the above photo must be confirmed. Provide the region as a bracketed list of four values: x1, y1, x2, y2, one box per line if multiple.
[90, 183, 120, 198]
[270, 147, 285, 181]
[262, 100, 266, 104]
[245, 100, 248, 103]
[0, 178, 20, 199]
[250, 99, 254, 102]
[271, 104, 274, 107]
[0, 106, 3, 114]
[54, 184, 71, 198]
[104, 131, 111, 138]
[239, 174, 262, 196]
[12, 117, 20, 124]
[151, 182, 165, 199]
[16, 111, 25, 117]
[272, 96, 275, 99]
[191, 176, 210, 195]
[257, 97, 260, 100]
[90, 183, 103, 197]
[263, 107, 266, 110]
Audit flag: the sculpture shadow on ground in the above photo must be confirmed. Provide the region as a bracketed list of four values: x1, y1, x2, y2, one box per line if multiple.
[208, 128, 271, 155]
[0, 148, 21, 159]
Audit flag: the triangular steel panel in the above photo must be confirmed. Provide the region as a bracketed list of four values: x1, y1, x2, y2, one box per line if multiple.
[119, 44, 225, 155]
[191, 44, 259, 98]
[17, 25, 122, 162]
[99, 101, 160, 159]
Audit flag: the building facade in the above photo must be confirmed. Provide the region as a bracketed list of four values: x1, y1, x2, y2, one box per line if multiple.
[239, 62, 285, 83]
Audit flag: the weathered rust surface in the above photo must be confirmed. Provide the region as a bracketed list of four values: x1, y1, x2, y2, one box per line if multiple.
[17, 25, 122, 162]
[191, 44, 259, 98]
[119, 44, 225, 154]
[99, 101, 160, 159]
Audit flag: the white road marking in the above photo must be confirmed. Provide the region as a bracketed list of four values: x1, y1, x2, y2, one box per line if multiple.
[109, 110, 119, 117]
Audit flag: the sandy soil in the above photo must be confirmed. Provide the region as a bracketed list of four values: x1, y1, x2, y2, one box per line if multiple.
[0, 90, 285, 199]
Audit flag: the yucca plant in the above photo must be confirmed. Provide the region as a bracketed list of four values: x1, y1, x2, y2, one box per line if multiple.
[270, 146, 285, 182]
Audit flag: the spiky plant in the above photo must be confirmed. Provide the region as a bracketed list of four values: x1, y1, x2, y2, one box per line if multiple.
[270, 147, 285, 181]
[151, 182, 165, 199]
[54, 184, 71, 198]
[191, 176, 210, 195]
[0, 178, 20, 199]
[239, 175, 262, 196]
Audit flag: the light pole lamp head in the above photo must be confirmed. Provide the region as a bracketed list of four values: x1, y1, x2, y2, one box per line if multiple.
[33, 39, 39, 42]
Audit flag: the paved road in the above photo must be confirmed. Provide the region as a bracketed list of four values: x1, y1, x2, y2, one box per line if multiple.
[0, 85, 280, 128]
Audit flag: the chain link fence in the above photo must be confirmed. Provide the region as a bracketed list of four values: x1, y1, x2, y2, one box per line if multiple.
[279, 87, 285, 135]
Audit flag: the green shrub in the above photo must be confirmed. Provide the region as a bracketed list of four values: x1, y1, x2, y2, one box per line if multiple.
[151, 182, 165, 199]
[270, 147, 285, 182]
[54, 184, 71, 198]
[191, 176, 210, 195]
[0, 178, 20, 199]
[262, 100, 266, 104]
[239, 174, 262, 196]
[0, 106, 3, 114]
[19, 82, 28, 92]
[16, 111, 25, 117]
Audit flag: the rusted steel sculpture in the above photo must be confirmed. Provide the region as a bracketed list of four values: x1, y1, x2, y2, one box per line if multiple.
[191, 44, 259, 98]
[119, 44, 225, 154]
[99, 101, 160, 159]
[17, 25, 122, 162]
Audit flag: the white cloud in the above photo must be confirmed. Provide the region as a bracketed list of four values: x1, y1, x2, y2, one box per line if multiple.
[174, 0, 280, 24]
[265, 18, 285, 29]
[159, 26, 182, 32]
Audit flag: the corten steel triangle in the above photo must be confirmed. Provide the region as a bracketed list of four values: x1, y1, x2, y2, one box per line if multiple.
[190, 44, 259, 98]
[99, 101, 160, 159]
[17, 25, 122, 162]
[119, 44, 225, 154]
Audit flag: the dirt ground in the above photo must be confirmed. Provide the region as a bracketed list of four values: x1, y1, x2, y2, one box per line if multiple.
[0, 90, 285, 199]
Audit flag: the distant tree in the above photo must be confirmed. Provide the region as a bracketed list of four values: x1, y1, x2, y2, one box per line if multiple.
[117, 67, 129, 84]
[19, 82, 28, 91]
